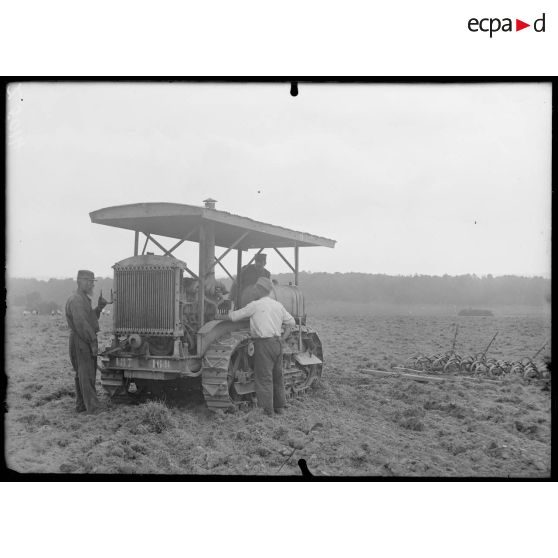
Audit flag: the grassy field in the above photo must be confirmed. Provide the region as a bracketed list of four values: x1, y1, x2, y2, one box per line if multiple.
[5, 304, 551, 476]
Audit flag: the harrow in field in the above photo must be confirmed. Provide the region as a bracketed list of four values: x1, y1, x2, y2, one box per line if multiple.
[404, 328, 550, 381]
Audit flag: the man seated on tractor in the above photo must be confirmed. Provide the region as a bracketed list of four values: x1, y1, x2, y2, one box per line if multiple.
[232, 253, 272, 307]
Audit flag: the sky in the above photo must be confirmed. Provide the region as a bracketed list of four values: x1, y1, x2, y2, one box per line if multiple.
[6, 81, 551, 280]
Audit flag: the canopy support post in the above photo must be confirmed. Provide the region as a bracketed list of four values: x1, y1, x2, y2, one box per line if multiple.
[236, 249, 242, 309]
[141, 233, 149, 255]
[294, 245, 299, 286]
[198, 224, 206, 326]
[198, 221, 215, 327]
[134, 231, 139, 256]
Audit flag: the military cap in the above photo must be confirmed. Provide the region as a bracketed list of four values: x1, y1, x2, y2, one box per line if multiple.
[77, 270, 96, 281]
[255, 253, 267, 262]
[255, 277, 273, 292]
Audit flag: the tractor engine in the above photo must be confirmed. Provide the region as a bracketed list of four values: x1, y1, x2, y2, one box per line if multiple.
[112, 255, 186, 356]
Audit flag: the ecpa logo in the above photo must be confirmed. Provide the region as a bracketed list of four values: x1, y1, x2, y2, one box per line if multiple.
[468, 13, 546, 37]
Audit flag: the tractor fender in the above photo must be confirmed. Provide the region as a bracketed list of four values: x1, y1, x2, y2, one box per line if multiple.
[196, 319, 250, 357]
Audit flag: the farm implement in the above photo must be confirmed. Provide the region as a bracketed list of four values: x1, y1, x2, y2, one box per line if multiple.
[403, 327, 550, 382]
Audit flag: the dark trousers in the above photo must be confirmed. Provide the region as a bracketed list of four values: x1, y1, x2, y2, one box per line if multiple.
[69, 333, 100, 413]
[253, 337, 286, 412]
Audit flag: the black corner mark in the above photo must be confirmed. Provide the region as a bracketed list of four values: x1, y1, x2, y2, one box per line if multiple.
[290, 82, 298, 97]
[297, 458, 314, 477]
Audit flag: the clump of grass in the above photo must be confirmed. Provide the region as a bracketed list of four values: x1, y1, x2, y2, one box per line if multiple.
[138, 401, 175, 433]
[37, 385, 74, 404]
[17, 412, 52, 431]
[256, 447, 271, 457]
[514, 421, 539, 436]
[271, 425, 289, 441]
[495, 395, 522, 404]
[423, 400, 467, 419]
[131, 443, 148, 455]
[24, 382, 43, 391]
[392, 406, 426, 431]
[398, 416, 425, 431]
[401, 406, 425, 418]
[17, 413, 38, 425]
[153, 449, 182, 472]
[441, 439, 468, 455]
[349, 449, 368, 465]
[234, 430, 250, 441]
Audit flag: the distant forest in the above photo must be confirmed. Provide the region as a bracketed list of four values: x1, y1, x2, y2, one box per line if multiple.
[7, 273, 550, 310]
[274, 273, 550, 306]
[7, 277, 115, 313]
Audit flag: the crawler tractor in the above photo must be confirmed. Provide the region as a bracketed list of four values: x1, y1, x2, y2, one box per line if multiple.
[90, 200, 336, 411]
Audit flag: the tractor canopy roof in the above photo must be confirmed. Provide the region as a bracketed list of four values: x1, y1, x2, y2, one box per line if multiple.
[90, 202, 336, 250]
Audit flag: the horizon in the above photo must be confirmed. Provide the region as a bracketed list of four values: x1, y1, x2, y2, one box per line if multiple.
[8, 271, 551, 282]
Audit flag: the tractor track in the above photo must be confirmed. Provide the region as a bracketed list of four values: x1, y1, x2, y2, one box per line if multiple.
[201, 328, 323, 412]
[201, 330, 252, 410]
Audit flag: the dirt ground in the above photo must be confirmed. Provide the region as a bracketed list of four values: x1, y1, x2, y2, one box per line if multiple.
[4, 305, 551, 477]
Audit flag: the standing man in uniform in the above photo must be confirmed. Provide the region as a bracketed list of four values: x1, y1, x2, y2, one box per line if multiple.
[226, 277, 295, 415]
[65, 270, 108, 414]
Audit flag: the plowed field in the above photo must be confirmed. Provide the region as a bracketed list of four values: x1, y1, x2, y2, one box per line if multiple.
[5, 305, 551, 477]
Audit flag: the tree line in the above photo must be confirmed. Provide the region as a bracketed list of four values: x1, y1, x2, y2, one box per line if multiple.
[7, 273, 550, 309]
[8, 277, 114, 312]
[271, 272, 550, 306]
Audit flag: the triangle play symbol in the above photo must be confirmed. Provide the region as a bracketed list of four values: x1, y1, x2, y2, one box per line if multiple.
[516, 19, 530, 31]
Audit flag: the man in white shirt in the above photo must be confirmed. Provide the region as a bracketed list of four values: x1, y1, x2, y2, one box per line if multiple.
[227, 276, 295, 415]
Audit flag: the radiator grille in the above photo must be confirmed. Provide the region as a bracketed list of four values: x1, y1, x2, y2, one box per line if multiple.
[114, 267, 176, 335]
